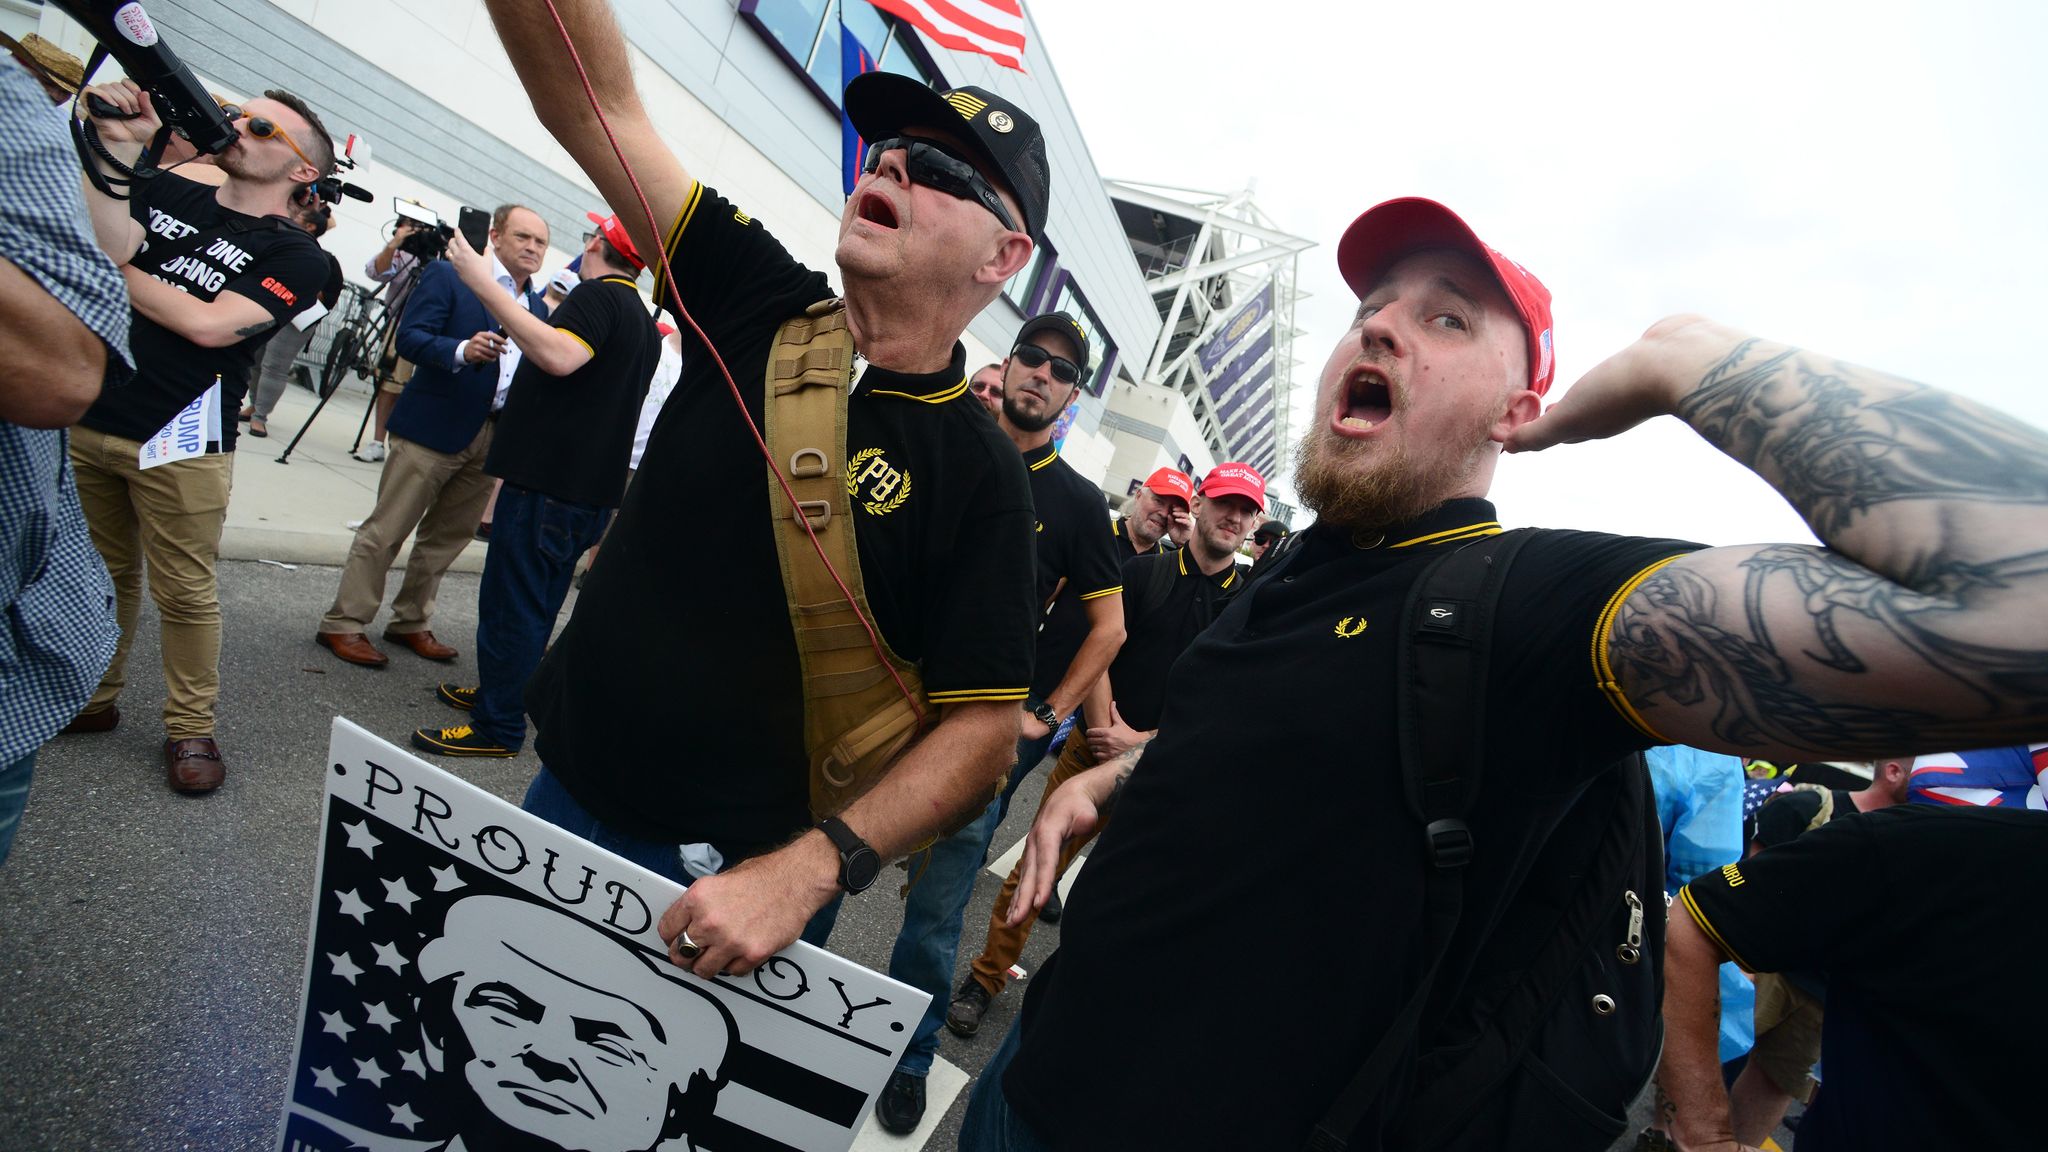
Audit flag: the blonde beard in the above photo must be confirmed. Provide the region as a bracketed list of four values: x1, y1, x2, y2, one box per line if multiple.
[1292, 422, 1491, 533]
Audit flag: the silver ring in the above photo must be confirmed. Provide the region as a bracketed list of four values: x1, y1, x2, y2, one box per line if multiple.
[676, 930, 702, 960]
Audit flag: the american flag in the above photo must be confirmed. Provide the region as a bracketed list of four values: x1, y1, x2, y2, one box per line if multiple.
[1908, 744, 2048, 810]
[278, 795, 886, 1152]
[869, 0, 1029, 72]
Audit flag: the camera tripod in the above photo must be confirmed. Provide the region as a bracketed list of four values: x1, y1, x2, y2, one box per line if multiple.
[276, 284, 390, 465]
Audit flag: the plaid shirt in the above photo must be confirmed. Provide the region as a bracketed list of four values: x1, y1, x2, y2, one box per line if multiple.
[0, 60, 132, 762]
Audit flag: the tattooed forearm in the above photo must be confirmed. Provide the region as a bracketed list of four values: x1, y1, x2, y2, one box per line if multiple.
[234, 319, 277, 338]
[1676, 340, 2048, 539]
[1100, 742, 1144, 813]
[1615, 546, 2048, 755]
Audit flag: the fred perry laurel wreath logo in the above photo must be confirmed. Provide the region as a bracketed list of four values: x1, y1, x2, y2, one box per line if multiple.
[1334, 616, 1368, 639]
[988, 110, 1015, 133]
[847, 448, 911, 515]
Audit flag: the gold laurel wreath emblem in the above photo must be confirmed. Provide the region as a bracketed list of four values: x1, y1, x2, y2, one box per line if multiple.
[846, 448, 912, 516]
[1334, 616, 1368, 639]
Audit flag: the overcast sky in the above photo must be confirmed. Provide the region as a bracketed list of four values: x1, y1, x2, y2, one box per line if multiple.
[1026, 0, 2048, 545]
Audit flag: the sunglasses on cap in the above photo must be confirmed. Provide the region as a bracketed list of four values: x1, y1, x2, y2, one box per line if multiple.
[861, 137, 1018, 235]
[1010, 342, 1086, 386]
[217, 102, 316, 172]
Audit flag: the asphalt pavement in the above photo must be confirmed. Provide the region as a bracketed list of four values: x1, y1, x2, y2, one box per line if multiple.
[0, 558, 1055, 1151]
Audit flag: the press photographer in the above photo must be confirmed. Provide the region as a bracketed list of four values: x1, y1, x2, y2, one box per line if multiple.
[62, 77, 332, 796]
[357, 201, 452, 462]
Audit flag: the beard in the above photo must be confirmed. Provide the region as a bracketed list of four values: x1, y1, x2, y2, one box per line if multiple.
[1292, 420, 1493, 533]
[1001, 390, 1062, 433]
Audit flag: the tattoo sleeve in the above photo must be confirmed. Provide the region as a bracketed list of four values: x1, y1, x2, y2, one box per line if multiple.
[1613, 339, 2048, 756]
[1100, 741, 1145, 813]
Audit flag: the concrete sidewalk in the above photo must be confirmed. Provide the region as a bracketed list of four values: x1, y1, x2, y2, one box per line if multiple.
[223, 377, 491, 572]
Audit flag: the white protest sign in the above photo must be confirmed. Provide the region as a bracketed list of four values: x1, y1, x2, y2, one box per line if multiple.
[277, 719, 928, 1152]
[138, 376, 221, 469]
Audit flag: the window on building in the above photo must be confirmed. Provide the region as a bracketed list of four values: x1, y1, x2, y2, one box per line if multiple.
[1005, 240, 1053, 315]
[743, 0, 939, 107]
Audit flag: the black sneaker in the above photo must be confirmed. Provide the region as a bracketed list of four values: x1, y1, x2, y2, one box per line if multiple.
[874, 1068, 925, 1135]
[410, 723, 513, 758]
[1038, 887, 1064, 924]
[945, 979, 994, 1038]
[436, 683, 477, 711]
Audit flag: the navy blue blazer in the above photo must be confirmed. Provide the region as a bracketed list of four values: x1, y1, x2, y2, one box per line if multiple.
[387, 261, 548, 455]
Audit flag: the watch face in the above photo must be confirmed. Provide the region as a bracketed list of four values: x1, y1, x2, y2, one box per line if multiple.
[845, 849, 882, 893]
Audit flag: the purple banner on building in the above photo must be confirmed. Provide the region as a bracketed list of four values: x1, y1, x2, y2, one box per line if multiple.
[1197, 284, 1273, 376]
[1205, 328, 1274, 406]
[1216, 361, 1275, 428]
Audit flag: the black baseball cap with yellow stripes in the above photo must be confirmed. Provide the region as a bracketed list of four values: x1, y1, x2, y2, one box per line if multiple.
[845, 72, 1050, 243]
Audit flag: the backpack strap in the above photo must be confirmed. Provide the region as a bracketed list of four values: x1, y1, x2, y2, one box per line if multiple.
[1308, 529, 1534, 1152]
[763, 298, 931, 821]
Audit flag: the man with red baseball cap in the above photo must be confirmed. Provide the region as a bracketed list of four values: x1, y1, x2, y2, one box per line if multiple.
[964, 195, 2048, 1152]
[1118, 465, 1192, 556]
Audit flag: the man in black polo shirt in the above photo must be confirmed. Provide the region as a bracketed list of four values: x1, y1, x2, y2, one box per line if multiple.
[947, 462, 1266, 1039]
[959, 195, 2048, 1151]
[1661, 806, 2048, 1151]
[482, 0, 1042, 982]
[65, 82, 330, 792]
[870, 310, 1126, 1133]
[410, 213, 659, 757]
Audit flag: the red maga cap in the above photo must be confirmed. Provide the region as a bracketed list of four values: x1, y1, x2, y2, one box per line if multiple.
[1142, 467, 1194, 508]
[586, 211, 646, 271]
[1335, 198, 1555, 396]
[1198, 462, 1267, 511]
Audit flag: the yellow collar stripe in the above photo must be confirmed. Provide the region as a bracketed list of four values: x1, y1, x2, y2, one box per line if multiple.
[1028, 446, 1060, 471]
[1389, 521, 1503, 549]
[870, 376, 969, 404]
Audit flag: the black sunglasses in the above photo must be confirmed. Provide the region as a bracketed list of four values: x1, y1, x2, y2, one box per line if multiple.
[1011, 342, 1086, 386]
[862, 137, 1019, 234]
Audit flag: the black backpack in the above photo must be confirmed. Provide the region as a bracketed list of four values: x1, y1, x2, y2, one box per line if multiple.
[1309, 530, 1666, 1152]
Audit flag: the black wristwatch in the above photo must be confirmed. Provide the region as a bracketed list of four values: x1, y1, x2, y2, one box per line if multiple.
[1028, 700, 1060, 729]
[818, 816, 881, 895]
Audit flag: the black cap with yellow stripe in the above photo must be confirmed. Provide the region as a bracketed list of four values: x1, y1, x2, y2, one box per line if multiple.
[845, 72, 1050, 243]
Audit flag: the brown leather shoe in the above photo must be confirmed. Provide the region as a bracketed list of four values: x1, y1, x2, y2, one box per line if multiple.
[60, 704, 120, 734]
[316, 630, 389, 668]
[383, 628, 458, 662]
[164, 737, 225, 793]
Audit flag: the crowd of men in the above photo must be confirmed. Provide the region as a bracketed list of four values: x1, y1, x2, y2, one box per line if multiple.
[5, 4, 2048, 1151]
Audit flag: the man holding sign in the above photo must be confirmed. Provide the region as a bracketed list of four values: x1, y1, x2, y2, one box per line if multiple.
[63, 81, 331, 793]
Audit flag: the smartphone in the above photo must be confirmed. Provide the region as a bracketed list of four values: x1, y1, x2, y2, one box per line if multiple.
[457, 206, 492, 254]
[393, 198, 439, 227]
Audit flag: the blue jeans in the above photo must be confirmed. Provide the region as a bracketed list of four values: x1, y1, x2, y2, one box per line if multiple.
[959, 1015, 1056, 1152]
[470, 483, 610, 751]
[0, 751, 34, 866]
[522, 766, 840, 946]
[884, 729, 1054, 1077]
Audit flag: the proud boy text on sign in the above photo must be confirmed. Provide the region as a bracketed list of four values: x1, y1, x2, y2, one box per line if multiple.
[277, 719, 927, 1152]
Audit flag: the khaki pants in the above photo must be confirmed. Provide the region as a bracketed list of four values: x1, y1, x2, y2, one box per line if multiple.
[69, 425, 233, 739]
[320, 425, 494, 635]
[968, 735, 1102, 997]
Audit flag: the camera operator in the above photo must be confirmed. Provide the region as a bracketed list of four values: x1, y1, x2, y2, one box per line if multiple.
[314, 204, 549, 670]
[241, 196, 344, 436]
[62, 79, 332, 795]
[358, 208, 440, 462]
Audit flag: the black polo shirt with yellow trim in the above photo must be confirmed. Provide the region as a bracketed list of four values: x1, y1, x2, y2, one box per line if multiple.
[1005, 498, 1702, 1147]
[1108, 548, 1242, 732]
[1021, 441, 1125, 703]
[486, 274, 659, 508]
[1679, 806, 2048, 1151]
[526, 183, 1038, 854]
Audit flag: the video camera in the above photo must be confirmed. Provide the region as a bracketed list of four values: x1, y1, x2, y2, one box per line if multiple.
[392, 199, 455, 261]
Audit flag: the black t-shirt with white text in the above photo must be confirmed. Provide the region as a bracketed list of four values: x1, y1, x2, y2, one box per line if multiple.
[1107, 549, 1242, 732]
[80, 173, 325, 453]
[1022, 442, 1124, 702]
[487, 275, 658, 508]
[1681, 806, 2048, 1151]
[527, 184, 1038, 856]
[1005, 501, 1701, 1148]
